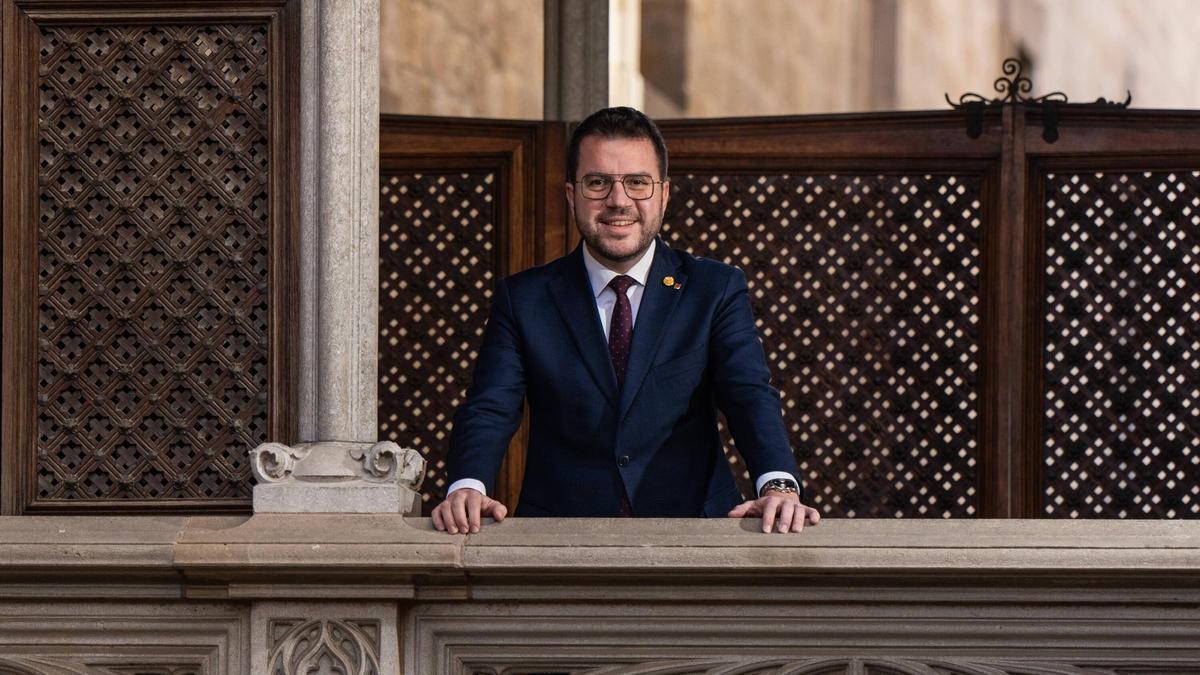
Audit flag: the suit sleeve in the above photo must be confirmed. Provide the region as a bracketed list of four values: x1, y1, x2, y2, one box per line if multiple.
[445, 277, 527, 497]
[708, 268, 802, 494]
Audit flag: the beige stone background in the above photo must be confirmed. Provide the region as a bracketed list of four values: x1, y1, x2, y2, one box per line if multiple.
[380, 0, 545, 118]
[380, 0, 1200, 119]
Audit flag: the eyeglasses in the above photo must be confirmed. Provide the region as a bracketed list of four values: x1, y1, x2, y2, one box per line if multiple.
[574, 173, 665, 200]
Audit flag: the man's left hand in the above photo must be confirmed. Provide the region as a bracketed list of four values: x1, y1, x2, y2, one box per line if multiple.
[727, 490, 821, 533]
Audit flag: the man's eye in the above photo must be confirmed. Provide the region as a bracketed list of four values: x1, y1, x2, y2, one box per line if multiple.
[583, 176, 610, 189]
[626, 176, 652, 188]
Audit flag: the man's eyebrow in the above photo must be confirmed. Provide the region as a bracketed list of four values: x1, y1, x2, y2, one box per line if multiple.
[585, 172, 654, 177]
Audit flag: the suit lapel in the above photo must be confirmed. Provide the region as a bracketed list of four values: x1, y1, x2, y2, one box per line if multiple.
[548, 246, 619, 405]
[618, 242, 685, 422]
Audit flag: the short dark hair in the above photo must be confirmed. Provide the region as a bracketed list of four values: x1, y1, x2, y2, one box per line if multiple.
[567, 106, 669, 182]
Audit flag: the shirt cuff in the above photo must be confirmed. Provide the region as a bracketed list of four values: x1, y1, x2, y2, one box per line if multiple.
[446, 478, 487, 497]
[755, 471, 798, 497]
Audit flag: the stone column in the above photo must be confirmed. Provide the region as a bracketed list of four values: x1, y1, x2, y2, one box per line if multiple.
[300, 0, 378, 444]
[544, 0, 609, 120]
[251, 0, 423, 514]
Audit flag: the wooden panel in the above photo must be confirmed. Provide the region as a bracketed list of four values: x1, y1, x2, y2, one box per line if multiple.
[662, 170, 989, 517]
[1021, 110, 1200, 519]
[1, 0, 299, 514]
[653, 115, 1003, 517]
[378, 115, 553, 513]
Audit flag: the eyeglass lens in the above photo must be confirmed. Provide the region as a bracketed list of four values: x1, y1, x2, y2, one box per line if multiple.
[579, 174, 657, 200]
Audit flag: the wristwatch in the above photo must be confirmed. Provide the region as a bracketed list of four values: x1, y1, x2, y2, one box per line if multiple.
[759, 477, 800, 498]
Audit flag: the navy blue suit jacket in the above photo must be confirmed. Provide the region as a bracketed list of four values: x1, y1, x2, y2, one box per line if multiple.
[446, 240, 799, 517]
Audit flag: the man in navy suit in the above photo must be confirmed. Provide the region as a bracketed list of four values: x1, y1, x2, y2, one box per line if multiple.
[432, 107, 820, 534]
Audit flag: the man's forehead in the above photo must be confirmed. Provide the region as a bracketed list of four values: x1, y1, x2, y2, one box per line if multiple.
[577, 136, 660, 174]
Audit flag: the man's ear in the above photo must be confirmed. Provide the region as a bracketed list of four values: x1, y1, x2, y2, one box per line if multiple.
[660, 179, 670, 216]
[564, 181, 576, 213]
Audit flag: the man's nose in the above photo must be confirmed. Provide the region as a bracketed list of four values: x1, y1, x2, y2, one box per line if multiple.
[605, 179, 634, 207]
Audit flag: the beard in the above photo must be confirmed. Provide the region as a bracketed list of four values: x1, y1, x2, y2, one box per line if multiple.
[576, 205, 662, 266]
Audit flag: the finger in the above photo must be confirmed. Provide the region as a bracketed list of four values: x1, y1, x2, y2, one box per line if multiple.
[488, 499, 508, 522]
[727, 500, 756, 518]
[432, 502, 446, 532]
[451, 493, 469, 534]
[761, 499, 779, 533]
[794, 506, 819, 532]
[466, 491, 483, 533]
[791, 505, 806, 532]
[777, 500, 796, 534]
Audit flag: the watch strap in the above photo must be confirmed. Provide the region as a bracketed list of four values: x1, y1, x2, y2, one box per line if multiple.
[759, 477, 800, 498]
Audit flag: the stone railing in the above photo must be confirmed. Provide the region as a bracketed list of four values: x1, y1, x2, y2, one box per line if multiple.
[0, 517, 1198, 673]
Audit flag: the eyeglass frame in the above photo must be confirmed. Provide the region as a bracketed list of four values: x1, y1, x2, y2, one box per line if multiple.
[572, 172, 668, 200]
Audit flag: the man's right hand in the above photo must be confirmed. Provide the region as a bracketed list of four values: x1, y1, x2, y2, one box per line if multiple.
[431, 488, 508, 534]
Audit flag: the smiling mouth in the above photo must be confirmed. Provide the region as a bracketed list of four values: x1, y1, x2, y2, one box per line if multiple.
[600, 218, 638, 228]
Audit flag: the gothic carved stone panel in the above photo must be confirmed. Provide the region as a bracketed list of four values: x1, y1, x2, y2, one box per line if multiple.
[664, 173, 983, 517]
[1041, 171, 1200, 518]
[378, 171, 498, 514]
[3, 2, 298, 511]
[409, 597, 1200, 674]
[0, 601, 247, 675]
[0, 660, 201, 674]
[575, 657, 1198, 674]
[267, 619, 381, 675]
[253, 601, 398, 675]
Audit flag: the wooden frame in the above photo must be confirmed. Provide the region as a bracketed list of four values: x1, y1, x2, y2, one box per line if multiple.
[0, 0, 300, 514]
[658, 112, 1010, 516]
[1018, 107, 1200, 517]
[379, 115, 561, 510]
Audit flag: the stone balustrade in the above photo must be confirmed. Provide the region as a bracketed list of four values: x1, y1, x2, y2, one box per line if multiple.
[0, 517, 1197, 673]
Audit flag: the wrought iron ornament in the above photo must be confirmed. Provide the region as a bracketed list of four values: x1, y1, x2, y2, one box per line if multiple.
[946, 58, 1131, 142]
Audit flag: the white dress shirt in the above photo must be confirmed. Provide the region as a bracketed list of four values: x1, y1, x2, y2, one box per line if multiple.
[447, 240, 796, 500]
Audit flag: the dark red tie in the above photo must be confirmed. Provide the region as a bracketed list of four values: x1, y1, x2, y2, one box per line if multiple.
[607, 275, 636, 516]
[608, 275, 635, 385]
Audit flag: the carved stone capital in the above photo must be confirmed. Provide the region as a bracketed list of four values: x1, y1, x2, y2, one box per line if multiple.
[250, 441, 425, 514]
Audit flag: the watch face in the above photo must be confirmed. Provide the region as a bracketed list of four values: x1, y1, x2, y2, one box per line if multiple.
[761, 479, 799, 497]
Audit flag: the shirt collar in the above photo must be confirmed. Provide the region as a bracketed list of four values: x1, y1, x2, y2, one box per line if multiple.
[582, 239, 657, 298]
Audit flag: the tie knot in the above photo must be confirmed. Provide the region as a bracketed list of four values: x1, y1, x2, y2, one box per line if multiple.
[608, 275, 635, 294]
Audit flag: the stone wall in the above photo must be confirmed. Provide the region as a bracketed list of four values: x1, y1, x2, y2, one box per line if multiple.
[894, 0, 1007, 110]
[1012, 0, 1200, 109]
[380, 0, 543, 118]
[1, 516, 1199, 673]
[676, 0, 876, 117]
[378, 0, 1200, 119]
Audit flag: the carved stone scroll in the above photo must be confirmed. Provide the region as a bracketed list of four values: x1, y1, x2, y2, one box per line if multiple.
[249, 440, 425, 513]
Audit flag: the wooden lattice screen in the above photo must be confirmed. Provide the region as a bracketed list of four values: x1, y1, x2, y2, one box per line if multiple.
[378, 170, 500, 512]
[378, 117, 558, 515]
[380, 110, 1200, 519]
[1, 0, 298, 513]
[8, 45, 1199, 518]
[662, 172, 984, 517]
[1036, 164, 1200, 518]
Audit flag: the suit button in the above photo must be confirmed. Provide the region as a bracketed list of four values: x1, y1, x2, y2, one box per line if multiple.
[617, 455, 630, 467]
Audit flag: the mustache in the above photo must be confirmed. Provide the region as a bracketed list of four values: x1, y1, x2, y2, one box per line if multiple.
[598, 208, 637, 219]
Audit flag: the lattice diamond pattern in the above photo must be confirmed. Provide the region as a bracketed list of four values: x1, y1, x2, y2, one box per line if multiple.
[378, 172, 497, 514]
[664, 173, 983, 517]
[36, 24, 272, 501]
[1042, 171, 1200, 518]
